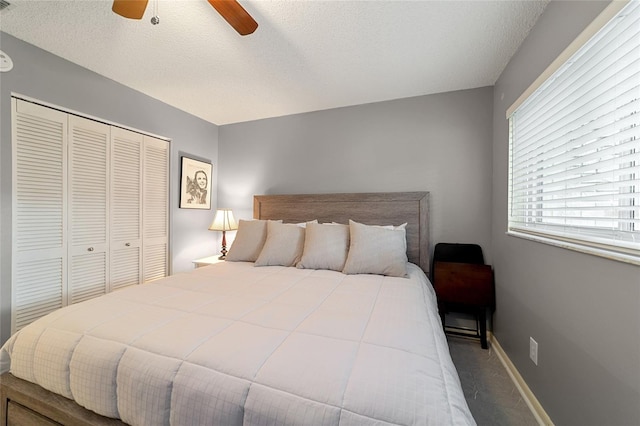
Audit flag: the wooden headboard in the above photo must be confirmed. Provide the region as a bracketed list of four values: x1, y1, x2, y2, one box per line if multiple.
[254, 192, 430, 276]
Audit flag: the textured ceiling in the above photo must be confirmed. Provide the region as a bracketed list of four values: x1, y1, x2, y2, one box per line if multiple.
[0, 0, 548, 125]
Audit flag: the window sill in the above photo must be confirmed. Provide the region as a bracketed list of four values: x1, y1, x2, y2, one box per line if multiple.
[506, 230, 640, 267]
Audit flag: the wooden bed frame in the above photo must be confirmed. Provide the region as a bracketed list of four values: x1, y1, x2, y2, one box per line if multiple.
[1, 191, 430, 426]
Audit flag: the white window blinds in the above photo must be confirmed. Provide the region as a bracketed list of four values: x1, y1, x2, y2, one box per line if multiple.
[508, 0, 640, 263]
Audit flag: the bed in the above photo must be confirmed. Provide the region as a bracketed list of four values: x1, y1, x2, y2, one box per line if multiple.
[0, 192, 475, 426]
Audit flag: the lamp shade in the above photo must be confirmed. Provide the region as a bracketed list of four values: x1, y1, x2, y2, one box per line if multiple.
[209, 209, 238, 231]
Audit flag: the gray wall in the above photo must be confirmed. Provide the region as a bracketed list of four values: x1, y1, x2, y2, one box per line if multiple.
[218, 86, 494, 266]
[0, 32, 220, 346]
[492, 2, 640, 425]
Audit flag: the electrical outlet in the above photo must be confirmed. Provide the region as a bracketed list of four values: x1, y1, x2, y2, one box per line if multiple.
[530, 337, 538, 365]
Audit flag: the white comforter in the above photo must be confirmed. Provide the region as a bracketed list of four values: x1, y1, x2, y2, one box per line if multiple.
[1, 262, 475, 426]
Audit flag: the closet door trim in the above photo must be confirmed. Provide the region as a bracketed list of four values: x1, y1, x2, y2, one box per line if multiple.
[12, 93, 170, 143]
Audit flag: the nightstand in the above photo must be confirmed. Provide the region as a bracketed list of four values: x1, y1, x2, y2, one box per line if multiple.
[193, 255, 225, 268]
[433, 261, 495, 349]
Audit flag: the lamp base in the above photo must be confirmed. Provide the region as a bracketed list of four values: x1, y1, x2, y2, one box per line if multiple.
[219, 231, 228, 261]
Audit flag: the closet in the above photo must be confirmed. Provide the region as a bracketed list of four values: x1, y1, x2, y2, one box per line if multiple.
[11, 98, 169, 332]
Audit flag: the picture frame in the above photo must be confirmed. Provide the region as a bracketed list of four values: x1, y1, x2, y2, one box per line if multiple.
[180, 156, 213, 209]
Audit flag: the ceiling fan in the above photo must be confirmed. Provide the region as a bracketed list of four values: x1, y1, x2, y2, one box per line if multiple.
[112, 0, 258, 35]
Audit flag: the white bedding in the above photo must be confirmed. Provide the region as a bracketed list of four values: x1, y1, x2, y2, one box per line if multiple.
[1, 261, 475, 426]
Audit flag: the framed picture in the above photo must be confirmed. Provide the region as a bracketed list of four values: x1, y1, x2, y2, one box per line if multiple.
[180, 156, 213, 209]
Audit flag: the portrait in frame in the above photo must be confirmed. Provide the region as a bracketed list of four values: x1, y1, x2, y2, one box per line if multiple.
[180, 156, 213, 209]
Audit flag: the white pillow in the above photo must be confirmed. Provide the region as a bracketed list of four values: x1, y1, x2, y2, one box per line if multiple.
[226, 219, 281, 262]
[374, 222, 407, 249]
[254, 221, 311, 267]
[342, 220, 408, 277]
[297, 222, 350, 271]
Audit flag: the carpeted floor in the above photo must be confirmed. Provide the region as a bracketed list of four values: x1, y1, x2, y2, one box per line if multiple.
[447, 335, 540, 426]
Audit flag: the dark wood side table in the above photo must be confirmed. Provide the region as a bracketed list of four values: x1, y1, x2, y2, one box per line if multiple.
[433, 261, 495, 349]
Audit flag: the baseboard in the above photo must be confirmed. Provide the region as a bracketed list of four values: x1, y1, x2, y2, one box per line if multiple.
[489, 333, 554, 426]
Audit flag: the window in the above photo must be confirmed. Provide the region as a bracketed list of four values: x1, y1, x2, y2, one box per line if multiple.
[507, 0, 640, 264]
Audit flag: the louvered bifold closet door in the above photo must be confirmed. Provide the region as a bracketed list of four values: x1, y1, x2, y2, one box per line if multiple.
[68, 116, 110, 304]
[143, 136, 169, 282]
[110, 127, 143, 290]
[11, 99, 67, 332]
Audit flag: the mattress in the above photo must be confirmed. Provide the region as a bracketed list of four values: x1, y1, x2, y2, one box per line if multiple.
[1, 261, 475, 425]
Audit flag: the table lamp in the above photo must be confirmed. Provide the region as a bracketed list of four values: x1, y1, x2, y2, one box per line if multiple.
[208, 208, 238, 259]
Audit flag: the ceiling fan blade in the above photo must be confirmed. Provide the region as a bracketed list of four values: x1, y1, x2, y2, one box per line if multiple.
[112, 0, 149, 19]
[207, 0, 258, 36]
